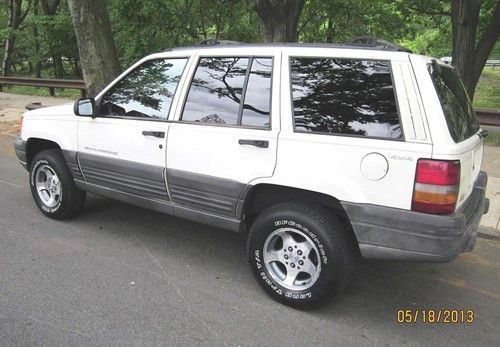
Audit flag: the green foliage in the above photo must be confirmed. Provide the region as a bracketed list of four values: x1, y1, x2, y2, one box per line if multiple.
[473, 67, 500, 110]
[490, 41, 500, 60]
[484, 130, 500, 146]
[398, 27, 452, 57]
[2, 0, 79, 78]
[107, 0, 261, 66]
[299, 0, 407, 43]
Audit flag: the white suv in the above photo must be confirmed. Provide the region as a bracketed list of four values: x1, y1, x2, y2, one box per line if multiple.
[14, 43, 489, 308]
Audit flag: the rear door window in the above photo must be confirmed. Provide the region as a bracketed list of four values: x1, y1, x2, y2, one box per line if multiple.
[290, 57, 401, 139]
[428, 63, 479, 143]
[182, 57, 272, 127]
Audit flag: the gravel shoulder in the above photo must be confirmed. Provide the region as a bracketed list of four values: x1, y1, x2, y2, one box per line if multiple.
[0, 92, 73, 135]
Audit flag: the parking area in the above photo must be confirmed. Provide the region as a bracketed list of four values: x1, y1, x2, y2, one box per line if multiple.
[0, 133, 499, 345]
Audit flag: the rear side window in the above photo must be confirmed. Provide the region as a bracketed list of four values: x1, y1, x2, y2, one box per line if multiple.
[428, 63, 479, 143]
[182, 57, 272, 127]
[290, 58, 401, 139]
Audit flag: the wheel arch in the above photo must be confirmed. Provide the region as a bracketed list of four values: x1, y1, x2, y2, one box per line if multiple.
[240, 184, 357, 243]
[26, 138, 62, 169]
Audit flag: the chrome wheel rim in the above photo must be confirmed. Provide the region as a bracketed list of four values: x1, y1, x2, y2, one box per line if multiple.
[263, 227, 321, 291]
[35, 164, 62, 208]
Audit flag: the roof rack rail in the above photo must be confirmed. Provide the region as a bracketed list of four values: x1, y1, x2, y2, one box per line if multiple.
[196, 38, 242, 46]
[346, 36, 412, 53]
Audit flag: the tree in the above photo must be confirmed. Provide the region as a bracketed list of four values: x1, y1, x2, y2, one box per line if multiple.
[398, 0, 500, 100]
[39, 0, 65, 77]
[253, 0, 305, 42]
[450, 0, 500, 99]
[107, 0, 260, 66]
[2, 0, 32, 77]
[67, 0, 121, 96]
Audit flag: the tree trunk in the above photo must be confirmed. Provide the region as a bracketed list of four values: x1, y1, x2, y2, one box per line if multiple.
[67, 0, 121, 96]
[254, 0, 305, 42]
[52, 54, 65, 78]
[2, 37, 16, 77]
[72, 55, 82, 78]
[33, 0, 42, 78]
[2, 0, 32, 77]
[451, 0, 500, 100]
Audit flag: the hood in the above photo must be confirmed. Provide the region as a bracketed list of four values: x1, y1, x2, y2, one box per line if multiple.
[24, 102, 75, 118]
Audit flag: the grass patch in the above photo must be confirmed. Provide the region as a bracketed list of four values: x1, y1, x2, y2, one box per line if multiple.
[474, 67, 500, 110]
[484, 130, 500, 146]
[1, 85, 80, 99]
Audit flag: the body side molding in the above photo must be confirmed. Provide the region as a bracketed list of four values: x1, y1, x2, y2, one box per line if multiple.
[74, 180, 242, 232]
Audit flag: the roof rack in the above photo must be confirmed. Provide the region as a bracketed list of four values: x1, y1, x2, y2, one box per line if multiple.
[346, 36, 412, 53]
[196, 38, 242, 46]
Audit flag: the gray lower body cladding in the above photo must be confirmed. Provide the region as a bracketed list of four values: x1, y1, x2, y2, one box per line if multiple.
[342, 171, 489, 262]
[62, 150, 84, 180]
[71, 152, 244, 231]
[74, 179, 242, 232]
[78, 152, 170, 201]
[167, 168, 244, 218]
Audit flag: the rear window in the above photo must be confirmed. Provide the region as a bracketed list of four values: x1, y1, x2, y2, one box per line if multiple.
[428, 62, 479, 142]
[290, 57, 402, 140]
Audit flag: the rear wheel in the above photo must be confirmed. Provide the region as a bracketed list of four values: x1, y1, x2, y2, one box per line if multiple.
[247, 202, 354, 309]
[30, 149, 86, 219]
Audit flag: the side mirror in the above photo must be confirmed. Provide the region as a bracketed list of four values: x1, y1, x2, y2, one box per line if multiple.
[74, 98, 96, 118]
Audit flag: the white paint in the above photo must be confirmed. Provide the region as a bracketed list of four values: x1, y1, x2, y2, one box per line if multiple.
[360, 153, 389, 181]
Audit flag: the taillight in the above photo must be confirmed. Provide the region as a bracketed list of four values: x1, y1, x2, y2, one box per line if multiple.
[19, 116, 23, 133]
[412, 159, 460, 215]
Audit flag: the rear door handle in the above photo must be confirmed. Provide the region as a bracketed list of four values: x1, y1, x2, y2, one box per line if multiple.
[238, 139, 269, 148]
[142, 131, 165, 138]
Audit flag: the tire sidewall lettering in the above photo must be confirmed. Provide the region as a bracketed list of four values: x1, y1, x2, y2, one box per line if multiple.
[274, 219, 328, 265]
[252, 218, 332, 301]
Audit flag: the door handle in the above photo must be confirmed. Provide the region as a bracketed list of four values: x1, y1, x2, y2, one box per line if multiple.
[142, 131, 165, 138]
[238, 139, 269, 148]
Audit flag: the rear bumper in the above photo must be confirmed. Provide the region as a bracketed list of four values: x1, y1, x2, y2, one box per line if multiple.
[342, 171, 488, 262]
[13, 136, 27, 170]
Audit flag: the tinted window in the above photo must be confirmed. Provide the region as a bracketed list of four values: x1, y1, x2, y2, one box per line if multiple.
[182, 57, 272, 127]
[428, 63, 479, 142]
[290, 58, 401, 139]
[241, 58, 272, 127]
[183, 57, 249, 125]
[98, 58, 187, 119]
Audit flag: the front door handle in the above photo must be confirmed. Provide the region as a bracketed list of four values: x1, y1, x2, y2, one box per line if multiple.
[238, 139, 269, 148]
[142, 131, 165, 138]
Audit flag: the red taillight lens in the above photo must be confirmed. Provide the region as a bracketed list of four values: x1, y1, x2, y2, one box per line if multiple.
[412, 159, 460, 215]
[415, 159, 460, 185]
[19, 116, 23, 133]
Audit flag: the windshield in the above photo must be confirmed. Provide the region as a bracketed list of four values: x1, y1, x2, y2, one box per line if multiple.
[428, 62, 479, 143]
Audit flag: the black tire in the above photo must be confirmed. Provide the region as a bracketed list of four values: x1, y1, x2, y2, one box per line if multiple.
[247, 202, 354, 309]
[29, 149, 86, 219]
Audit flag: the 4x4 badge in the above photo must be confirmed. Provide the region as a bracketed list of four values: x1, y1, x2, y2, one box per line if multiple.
[389, 155, 413, 161]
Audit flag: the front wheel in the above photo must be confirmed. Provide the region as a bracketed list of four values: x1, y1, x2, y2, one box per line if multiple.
[30, 149, 86, 219]
[247, 202, 354, 309]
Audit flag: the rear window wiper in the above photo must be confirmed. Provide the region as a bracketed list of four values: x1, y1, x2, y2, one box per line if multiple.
[478, 129, 488, 138]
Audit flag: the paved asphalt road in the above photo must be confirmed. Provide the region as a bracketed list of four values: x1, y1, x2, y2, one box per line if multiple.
[0, 134, 499, 346]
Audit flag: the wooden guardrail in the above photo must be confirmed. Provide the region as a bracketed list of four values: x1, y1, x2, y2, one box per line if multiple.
[0, 76, 86, 97]
[476, 109, 500, 126]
